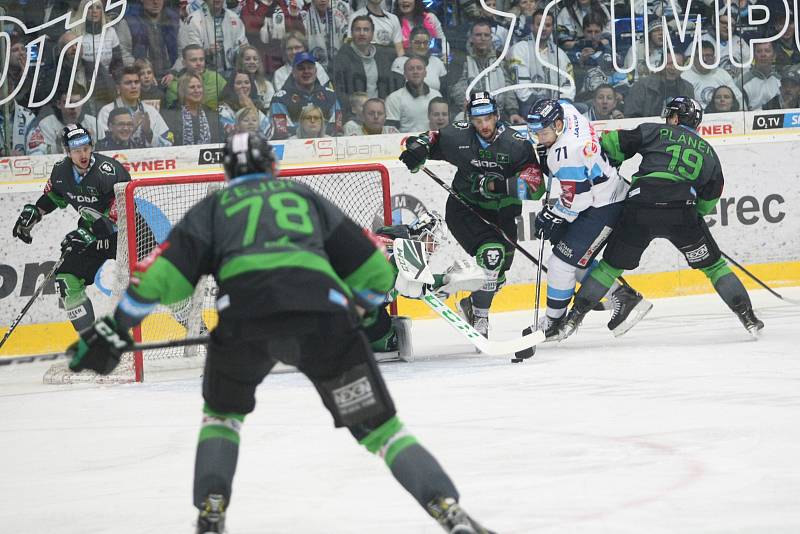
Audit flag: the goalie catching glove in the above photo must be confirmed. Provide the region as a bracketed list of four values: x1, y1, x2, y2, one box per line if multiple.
[12, 204, 42, 244]
[399, 135, 431, 173]
[67, 316, 133, 375]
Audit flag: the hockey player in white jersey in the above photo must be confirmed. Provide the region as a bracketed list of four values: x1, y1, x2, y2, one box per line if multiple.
[526, 99, 653, 338]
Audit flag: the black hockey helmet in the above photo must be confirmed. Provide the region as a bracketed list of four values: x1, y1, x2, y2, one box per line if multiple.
[662, 96, 703, 129]
[62, 123, 92, 151]
[222, 132, 277, 180]
[467, 91, 498, 118]
[526, 99, 564, 143]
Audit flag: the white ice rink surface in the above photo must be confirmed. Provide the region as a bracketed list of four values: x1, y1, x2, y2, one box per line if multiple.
[1, 288, 799, 534]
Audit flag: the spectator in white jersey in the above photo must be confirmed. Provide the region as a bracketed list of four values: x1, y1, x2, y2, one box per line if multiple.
[385, 55, 442, 132]
[391, 26, 447, 91]
[97, 66, 173, 147]
[743, 42, 782, 110]
[681, 40, 744, 110]
[26, 87, 98, 156]
[349, 0, 405, 57]
[178, 0, 249, 75]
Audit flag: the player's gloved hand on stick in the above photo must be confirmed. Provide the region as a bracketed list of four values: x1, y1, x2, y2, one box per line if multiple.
[13, 204, 42, 244]
[61, 228, 96, 254]
[67, 316, 133, 375]
[534, 205, 566, 240]
[399, 135, 430, 173]
[471, 173, 506, 200]
[79, 206, 116, 238]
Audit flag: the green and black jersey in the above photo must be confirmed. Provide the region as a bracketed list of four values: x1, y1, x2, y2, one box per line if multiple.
[126, 177, 395, 321]
[35, 153, 131, 230]
[425, 122, 543, 211]
[600, 123, 724, 216]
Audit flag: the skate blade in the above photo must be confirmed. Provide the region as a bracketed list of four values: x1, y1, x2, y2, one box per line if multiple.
[746, 325, 763, 340]
[611, 299, 654, 338]
[374, 351, 403, 363]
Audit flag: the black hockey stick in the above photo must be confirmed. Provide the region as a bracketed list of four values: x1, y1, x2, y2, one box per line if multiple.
[721, 251, 800, 305]
[0, 256, 65, 351]
[0, 336, 210, 367]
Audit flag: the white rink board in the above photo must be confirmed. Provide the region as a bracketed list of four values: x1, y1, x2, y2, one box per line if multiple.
[1, 128, 799, 325]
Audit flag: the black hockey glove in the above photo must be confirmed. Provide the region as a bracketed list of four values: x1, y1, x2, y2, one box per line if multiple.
[399, 135, 430, 173]
[471, 173, 506, 200]
[61, 228, 97, 255]
[12, 204, 42, 244]
[67, 316, 133, 375]
[78, 206, 116, 238]
[534, 205, 566, 240]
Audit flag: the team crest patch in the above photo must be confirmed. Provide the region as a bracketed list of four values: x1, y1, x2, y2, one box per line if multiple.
[453, 120, 469, 129]
[99, 161, 115, 175]
[583, 140, 598, 157]
[497, 153, 509, 163]
[512, 130, 526, 141]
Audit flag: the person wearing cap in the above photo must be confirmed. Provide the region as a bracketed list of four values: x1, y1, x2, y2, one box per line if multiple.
[12, 124, 131, 335]
[269, 51, 342, 139]
[625, 51, 695, 118]
[397, 91, 543, 338]
[763, 64, 800, 110]
[623, 18, 666, 84]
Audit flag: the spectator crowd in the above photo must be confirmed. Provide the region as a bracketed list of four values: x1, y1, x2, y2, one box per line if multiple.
[2, 0, 800, 155]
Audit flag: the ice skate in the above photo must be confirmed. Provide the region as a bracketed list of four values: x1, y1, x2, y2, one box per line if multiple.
[537, 314, 566, 342]
[196, 494, 226, 534]
[457, 296, 489, 338]
[733, 302, 764, 338]
[427, 496, 495, 534]
[607, 285, 653, 337]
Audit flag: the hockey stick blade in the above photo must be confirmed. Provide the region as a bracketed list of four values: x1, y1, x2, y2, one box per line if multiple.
[512, 326, 537, 362]
[421, 294, 545, 356]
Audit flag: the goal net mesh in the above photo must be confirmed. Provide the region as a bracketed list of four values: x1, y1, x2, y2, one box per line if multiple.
[44, 165, 390, 384]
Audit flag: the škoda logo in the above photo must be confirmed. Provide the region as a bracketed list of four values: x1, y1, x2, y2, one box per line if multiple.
[0, 0, 127, 108]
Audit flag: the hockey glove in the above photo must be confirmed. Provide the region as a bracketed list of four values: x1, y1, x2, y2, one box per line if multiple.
[471, 173, 507, 200]
[12, 204, 42, 244]
[399, 135, 430, 173]
[67, 316, 133, 375]
[79, 206, 116, 238]
[61, 228, 97, 255]
[534, 205, 566, 241]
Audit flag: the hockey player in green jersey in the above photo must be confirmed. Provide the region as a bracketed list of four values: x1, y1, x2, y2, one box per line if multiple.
[12, 124, 131, 333]
[556, 97, 764, 340]
[399, 91, 545, 339]
[66, 132, 494, 534]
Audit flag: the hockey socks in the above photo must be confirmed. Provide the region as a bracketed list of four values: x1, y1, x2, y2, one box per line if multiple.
[360, 416, 458, 508]
[194, 404, 244, 510]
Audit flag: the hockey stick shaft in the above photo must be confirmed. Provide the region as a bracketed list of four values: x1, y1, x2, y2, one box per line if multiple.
[421, 293, 545, 355]
[721, 251, 800, 305]
[0, 257, 65, 350]
[0, 335, 210, 366]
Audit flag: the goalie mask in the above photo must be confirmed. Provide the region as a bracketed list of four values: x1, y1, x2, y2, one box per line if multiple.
[408, 210, 445, 254]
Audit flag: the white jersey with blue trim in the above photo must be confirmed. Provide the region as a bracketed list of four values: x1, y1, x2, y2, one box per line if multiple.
[545, 103, 628, 222]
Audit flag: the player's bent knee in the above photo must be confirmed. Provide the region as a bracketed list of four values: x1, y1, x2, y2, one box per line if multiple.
[316, 361, 396, 434]
[55, 273, 87, 309]
[602, 238, 642, 271]
[358, 415, 418, 467]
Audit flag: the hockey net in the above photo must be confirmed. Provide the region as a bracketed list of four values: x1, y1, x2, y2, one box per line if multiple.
[44, 163, 392, 384]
